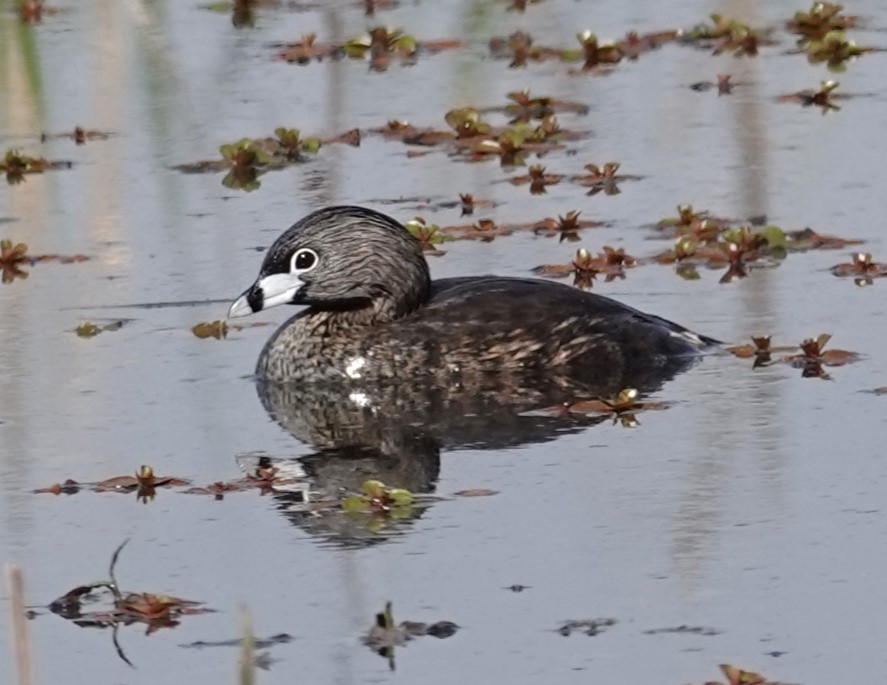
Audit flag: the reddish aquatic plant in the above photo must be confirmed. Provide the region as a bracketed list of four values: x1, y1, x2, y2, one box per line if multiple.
[405, 218, 450, 255]
[785, 227, 863, 250]
[510, 164, 563, 195]
[564, 388, 667, 418]
[534, 244, 634, 288]
[439, 218, 514, 242]
[780, 80, 844, 112]
[571, 162, 642, 195]
[19, 0, 62, 22]
[40, 126, 113, 144]
[500, 90, 589, 122]
[488, 31, 559, 67]
[783, 333, 860, 378]
[459, 193, 476, 215]
[574, 31, 623, 69]
[47, 540, 212, 644]
[276, 33, 341, 63]
[830, 252, 887, 285]
[682, 14, 776, 56]
[726, 336, 797, 368]
[531, 211, 604, 242]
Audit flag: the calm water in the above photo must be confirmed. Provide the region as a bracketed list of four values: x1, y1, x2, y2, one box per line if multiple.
[1, 0, 886, 683]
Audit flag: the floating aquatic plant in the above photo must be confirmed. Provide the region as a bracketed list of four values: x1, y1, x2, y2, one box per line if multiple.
[343, 480, 414, 516]
[728, 334, 860, 376]
[650, 206, 863, 279]
[488, 31, 554, 67]
[788, 2, 859, 46]
[75, 321, 126, 338]
[34, 465, 189, 501]
[503, 0, 545, 11]
[805, 30, 872, 71]
[174, 126, 339, 190]
[575, 31, 622, 69]
[192, 320, 271, 340]
[532, 211, 604, 242]
[1, 149, 71, 184]
[784, 227, 862, 250]
[830, 252, 887, 285]
[276, 33, 341, 63]
[35, 460, 306, 502]
[780, 79, 843, 111]
[534, 244, 634, 289]
[693, 664, 791, 685]
[459, 193, 476, 215]
[558, 617, 617, 636]
[273, 127, 322, 161]
[689, 74, 735, 94]
[499, 90, 589, 122]
[367, 107, 580, 164]
[571, 162, 642, 196]
[682, 14, 775, 56]
[404, 217, 451, 255]
[652, 225, 788, 283]
[654, 204, 747, 238]
[563, 388, 668, 422]
[444, 107, 492, 139]
[43, 540, 212, 649]
[787, 333, 860, 366]
[324, 27, 462, 71]
[18, 0, 62, 22]
[221, 139, 272, 191]
[40, 126, 112, 144]
[0, 240, 29, 283]
[364, 602, 458, 671]
[726, 336, 797, 369]
[344, 26, 417, 58]
[510, 164, 563, 195]
[192, 321, 229, 339]
[0, 240, 89, 283]
[439, 218, 514, 242]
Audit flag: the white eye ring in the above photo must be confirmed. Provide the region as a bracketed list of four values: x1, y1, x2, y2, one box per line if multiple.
[291, 248, 319, 273]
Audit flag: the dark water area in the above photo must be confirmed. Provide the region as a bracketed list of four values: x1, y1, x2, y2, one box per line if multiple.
[1, 0, 886, 683]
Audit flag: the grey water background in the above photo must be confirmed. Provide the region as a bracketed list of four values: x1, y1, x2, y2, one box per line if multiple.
[1, 0, 886, 683]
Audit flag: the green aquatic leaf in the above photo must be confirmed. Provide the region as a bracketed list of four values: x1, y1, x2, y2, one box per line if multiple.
[760, 225, 787, 248]
[301, 138, 322, 154]
[387, 489, 414, 507]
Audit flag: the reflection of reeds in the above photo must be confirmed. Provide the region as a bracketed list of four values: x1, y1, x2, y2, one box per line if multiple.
[5, 564, 36, 685]
[238, 605, 256, 685]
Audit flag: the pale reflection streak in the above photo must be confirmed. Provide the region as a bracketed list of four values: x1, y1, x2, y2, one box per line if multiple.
[669, 0, 787, 594]
[0, 14, 46, 551]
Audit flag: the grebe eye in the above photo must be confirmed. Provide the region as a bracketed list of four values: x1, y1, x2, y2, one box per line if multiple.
[291, 248, 318, 273]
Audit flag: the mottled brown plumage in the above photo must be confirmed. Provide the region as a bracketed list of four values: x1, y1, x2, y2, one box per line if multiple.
[229, 206, 718, 385]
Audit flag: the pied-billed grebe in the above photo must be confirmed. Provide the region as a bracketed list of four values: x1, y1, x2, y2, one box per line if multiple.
[228, 205, 718, 384]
